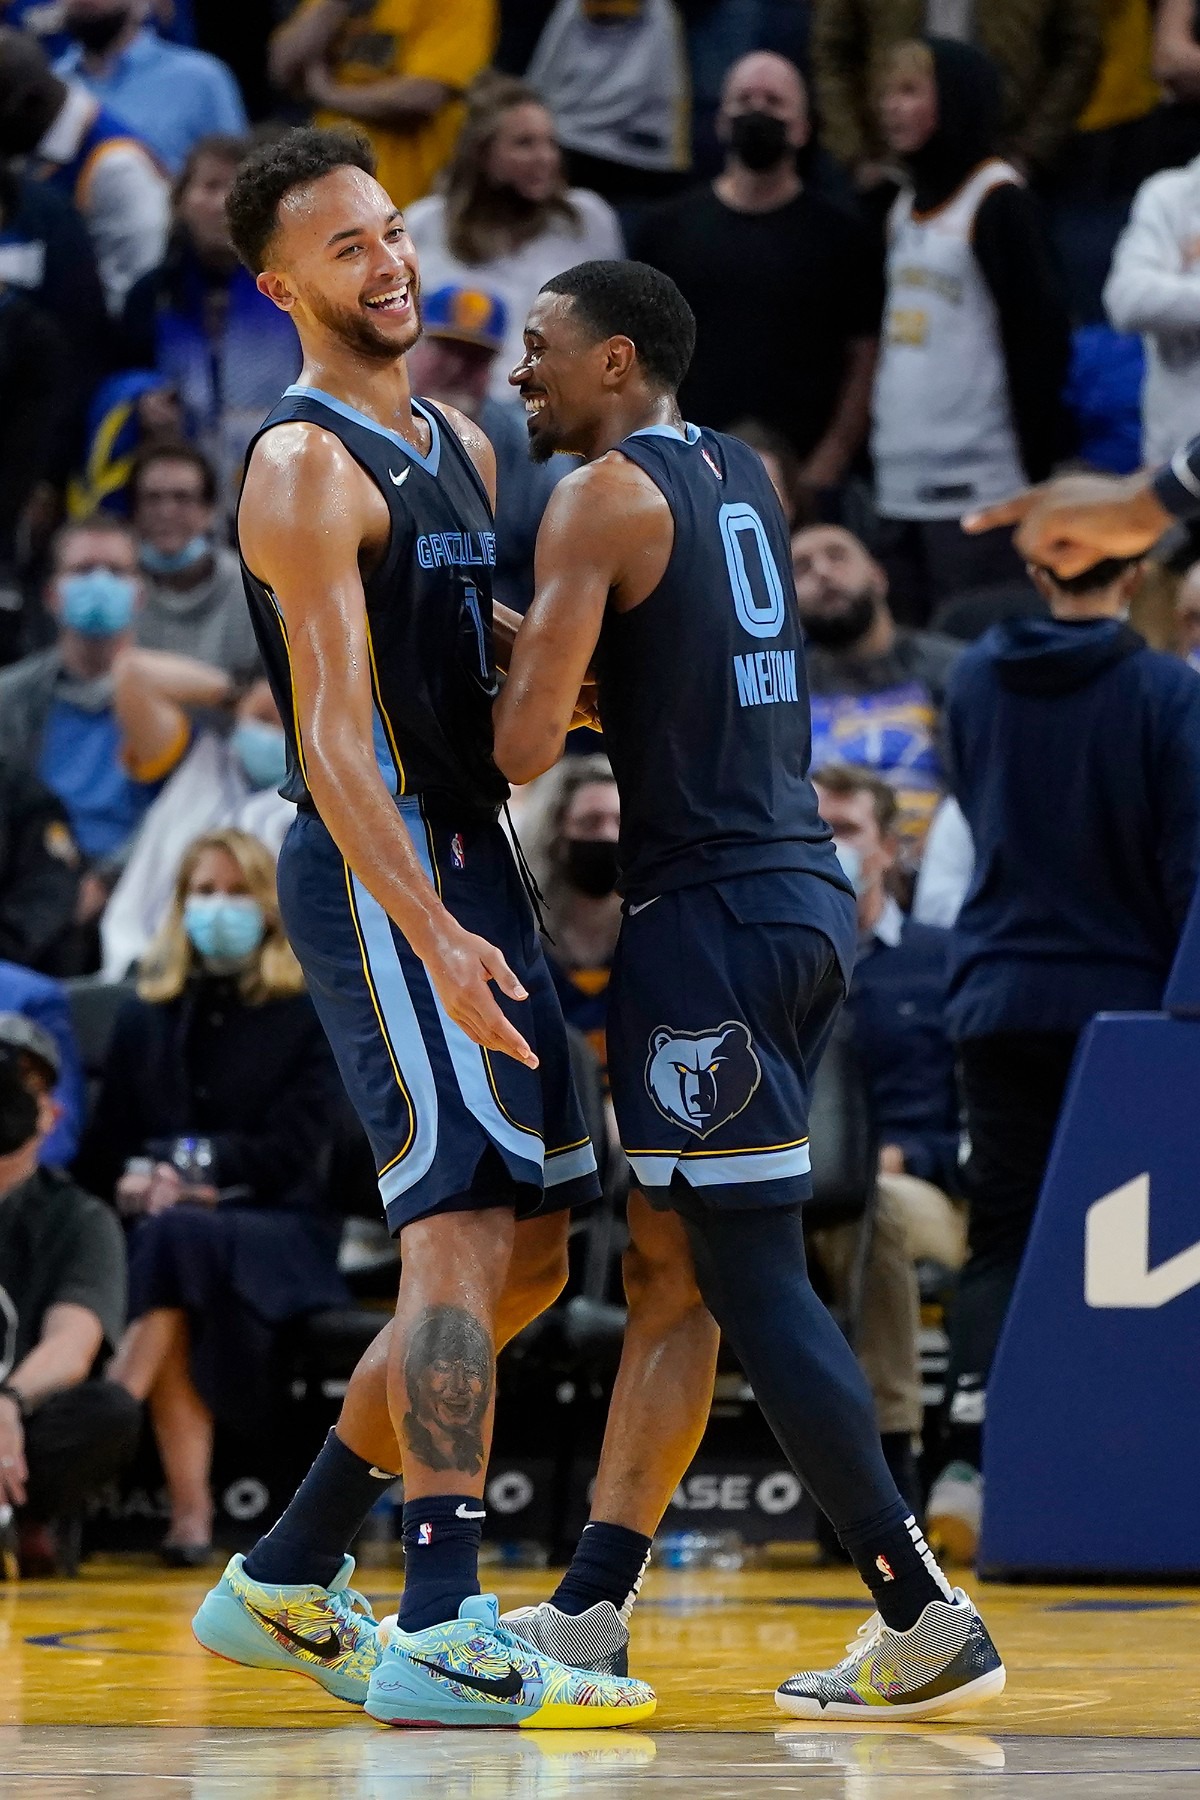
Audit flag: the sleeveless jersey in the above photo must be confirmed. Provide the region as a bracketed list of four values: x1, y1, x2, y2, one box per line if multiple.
[39, 102, 160, 207]
[872, 159, 1026, 520]
[239, 384, 508, 820]
[597, 423, 844, 899]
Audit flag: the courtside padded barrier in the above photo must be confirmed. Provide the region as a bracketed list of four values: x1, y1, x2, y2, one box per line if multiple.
[982, 877, 1200, 1575]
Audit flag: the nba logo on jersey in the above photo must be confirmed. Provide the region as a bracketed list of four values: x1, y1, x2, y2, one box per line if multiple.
[418, 1522, 433, 1546]
[451, 832, 466, 870]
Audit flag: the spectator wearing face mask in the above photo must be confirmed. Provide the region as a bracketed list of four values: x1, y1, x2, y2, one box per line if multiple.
[630, 51, 880, 494]
[119, 133, 301, 508]
[55, 0, 247, 175]
[791, 523, 961, 865]
[406, 282, 568, 614]
[532, 755, 622, 1084]
[0, 26, 169, 312]
[130, 441, 259, 679]
[100, 677, 294, 978]
[0, 1014, 138, 1576]
[0, 518, 203, 896]
[80, 829, 347, 1563]
[0, 965, 86, 1166]
[405, 74, 623, 411]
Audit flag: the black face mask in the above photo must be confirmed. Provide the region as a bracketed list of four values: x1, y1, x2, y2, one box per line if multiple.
[729, 110, 793, 173]
[67, 6, 132, 54]
[0, 1059, 38, 1157]
[800, 590, 877, 651]
[562, 838, 619, 898]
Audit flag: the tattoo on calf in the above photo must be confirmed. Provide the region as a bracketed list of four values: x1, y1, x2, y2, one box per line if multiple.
[402, 1305, 493, 1475]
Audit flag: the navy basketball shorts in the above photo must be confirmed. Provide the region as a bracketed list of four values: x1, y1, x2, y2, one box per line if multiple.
[606, 872, 854, 1211]
[276, 801, 600, 1234]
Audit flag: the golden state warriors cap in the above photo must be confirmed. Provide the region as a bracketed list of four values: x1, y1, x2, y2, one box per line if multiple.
[422, 284, 508, 353]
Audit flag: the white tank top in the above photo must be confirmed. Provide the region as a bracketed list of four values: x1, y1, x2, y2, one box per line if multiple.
[872, 158, 1027, 521]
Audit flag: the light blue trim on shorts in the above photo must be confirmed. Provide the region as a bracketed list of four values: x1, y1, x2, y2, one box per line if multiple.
[628, 1142, 812, 1187]
[544, 1141, 599, 1187]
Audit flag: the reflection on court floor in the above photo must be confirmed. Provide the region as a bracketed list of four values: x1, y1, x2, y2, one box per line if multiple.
[2, 1563, 1199, 1796]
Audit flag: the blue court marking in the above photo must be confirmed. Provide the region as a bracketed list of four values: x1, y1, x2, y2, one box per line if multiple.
[1046, 1599, 1194, 1613]
[25, 1627, 189, 1656]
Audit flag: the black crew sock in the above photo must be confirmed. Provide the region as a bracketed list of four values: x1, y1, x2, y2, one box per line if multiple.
[243, 1429, 396, 1589]
[551, 1521, 652, 1618]
[839, 1501, 956, 1632]
[397, 1495, 483, 1633]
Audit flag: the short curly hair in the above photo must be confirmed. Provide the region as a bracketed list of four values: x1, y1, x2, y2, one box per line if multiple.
[539, 260, 696, 393]
[225, 126, 377, 274]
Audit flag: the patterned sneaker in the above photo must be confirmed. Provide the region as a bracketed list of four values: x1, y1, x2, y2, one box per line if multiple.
[192, 1553, 381, 1704]
[774, 1589, 1005, 1721]
[501, 1599, 630, 1676]
[365, 1594, 656, 1728]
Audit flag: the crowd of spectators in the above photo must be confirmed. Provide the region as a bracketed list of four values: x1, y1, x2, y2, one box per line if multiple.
[6, 0, 1200, 1578]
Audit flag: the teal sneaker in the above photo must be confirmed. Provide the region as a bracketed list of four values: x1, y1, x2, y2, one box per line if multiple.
[192, 1553, 381, 1704]
[365, 1594, 657, 1728]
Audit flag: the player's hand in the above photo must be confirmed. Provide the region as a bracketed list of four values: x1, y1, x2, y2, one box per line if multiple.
[0, 1395, 27, 1509]
[424, 924, 539, 1068]
[964, 473, 1169, 578]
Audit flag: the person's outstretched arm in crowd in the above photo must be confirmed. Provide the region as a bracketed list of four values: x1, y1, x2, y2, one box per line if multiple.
[973, 183, 1073, 481]
[1104, 173, 1200, 338]
[111, 645, 234, 787]
[966, 469, 1183, 576]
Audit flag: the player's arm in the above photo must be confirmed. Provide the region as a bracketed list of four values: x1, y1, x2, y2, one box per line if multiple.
[965, 469, 1174, 576]
[493, 460, 665, 784]
[240, 424, 537, 1067]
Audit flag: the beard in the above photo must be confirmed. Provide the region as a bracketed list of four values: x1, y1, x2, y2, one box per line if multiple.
[308, 287, 423, 362]
[799, 588, 878, 650]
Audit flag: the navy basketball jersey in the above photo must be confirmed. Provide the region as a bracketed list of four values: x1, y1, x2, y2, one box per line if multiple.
[596, 423, 845, 898]
[239, 384, 508, 819]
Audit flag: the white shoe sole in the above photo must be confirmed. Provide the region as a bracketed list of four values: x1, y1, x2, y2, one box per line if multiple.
[774, 1661, 1007, 1721]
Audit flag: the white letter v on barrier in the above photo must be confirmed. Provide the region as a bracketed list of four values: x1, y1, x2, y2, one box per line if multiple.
[1085, 1174, 1200, 1308]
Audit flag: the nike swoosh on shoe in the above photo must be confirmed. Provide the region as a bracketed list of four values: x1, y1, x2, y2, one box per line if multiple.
[409, 1655, 523, 1699]
[247, 1606, 343, 1662]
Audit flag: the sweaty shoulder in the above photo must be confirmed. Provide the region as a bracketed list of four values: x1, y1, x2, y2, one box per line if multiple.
[549, 451, 672, 531]
[240, 420, 378, 572]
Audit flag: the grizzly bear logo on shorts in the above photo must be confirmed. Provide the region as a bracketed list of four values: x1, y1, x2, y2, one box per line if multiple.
[645, 1021, 762, 1138]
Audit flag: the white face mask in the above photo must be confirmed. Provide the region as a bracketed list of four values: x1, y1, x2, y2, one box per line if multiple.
[833, 840, 872, 897]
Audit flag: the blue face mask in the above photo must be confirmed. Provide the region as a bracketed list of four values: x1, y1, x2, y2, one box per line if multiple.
[59, 569, 138, 637]
[183, 895, 266, 963]
[140, 535, 210, 576]
[232, 719, 289, 792]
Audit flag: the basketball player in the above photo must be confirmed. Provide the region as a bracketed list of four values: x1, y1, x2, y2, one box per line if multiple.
[491, 261, 1007, 1719]
[188, 130, 653, 1730]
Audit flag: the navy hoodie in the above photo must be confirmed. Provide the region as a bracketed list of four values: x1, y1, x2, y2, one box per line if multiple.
[945, 616, 1200, 1039]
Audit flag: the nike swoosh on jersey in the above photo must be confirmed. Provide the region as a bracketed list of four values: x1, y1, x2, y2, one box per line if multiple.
[627, 898, 660, 915]
[389, 466, 410, 486]
[410, 1655, 524, 1699]
[248, 1606, 342, 1661]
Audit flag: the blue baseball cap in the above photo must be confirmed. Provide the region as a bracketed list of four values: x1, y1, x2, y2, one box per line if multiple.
[421, 284, 508, 353]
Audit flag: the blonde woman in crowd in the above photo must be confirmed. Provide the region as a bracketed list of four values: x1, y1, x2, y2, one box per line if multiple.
[79, 830, 348, 1564]
[405, 72, 623, 406]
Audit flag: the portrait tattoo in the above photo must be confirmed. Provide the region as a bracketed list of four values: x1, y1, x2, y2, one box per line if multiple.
[401, 1306, 493, 1475]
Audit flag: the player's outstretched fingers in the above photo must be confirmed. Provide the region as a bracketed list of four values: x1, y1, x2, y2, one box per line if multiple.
[469, 986, 539, 1069]
[477, 938, 529, 1003]
[962, 490, 1036, 535]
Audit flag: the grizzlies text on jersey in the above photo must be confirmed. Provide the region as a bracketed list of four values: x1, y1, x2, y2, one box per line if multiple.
[241, 385, 507, 820]
[239, 385, 598, 1230]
